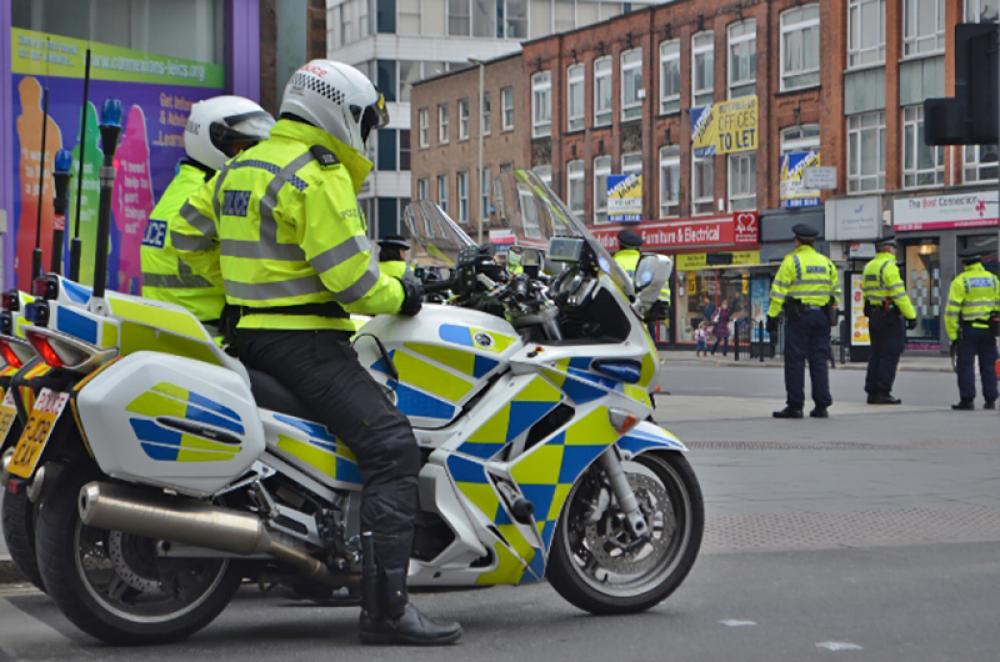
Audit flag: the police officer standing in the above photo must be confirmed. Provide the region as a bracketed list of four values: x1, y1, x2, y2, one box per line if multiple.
[141, 96, 274, 326]
[767, 225, 841, 418]
[945, 247, 999, 410]
[173, 60, 461, 645]
[861, 235, 917, 404]
[377, 235, 410, 278]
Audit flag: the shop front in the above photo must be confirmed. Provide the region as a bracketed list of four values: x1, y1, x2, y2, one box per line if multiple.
[590, 212, 760, 346]
[892, 190, 999, 350]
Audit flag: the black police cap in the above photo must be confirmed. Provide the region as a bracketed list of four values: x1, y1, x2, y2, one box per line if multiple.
[958, 246, 987, 262]
[874, 234, 897, 248]
[378, 234, 410, 251]
[618, 228, 643, 248]
[792, 224, 819, 240]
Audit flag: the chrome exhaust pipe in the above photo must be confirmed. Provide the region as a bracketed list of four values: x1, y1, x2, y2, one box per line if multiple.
[79, 481, 349, 587]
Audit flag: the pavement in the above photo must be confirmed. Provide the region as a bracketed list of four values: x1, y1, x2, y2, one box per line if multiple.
[1, 362, 998, 660]
[658, 348, 955, 372]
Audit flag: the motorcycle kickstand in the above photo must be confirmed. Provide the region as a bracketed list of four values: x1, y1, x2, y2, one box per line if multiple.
[598, 447, 650, 540]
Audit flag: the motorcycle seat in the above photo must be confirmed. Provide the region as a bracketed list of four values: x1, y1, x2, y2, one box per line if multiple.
[248, 369, 311, 419]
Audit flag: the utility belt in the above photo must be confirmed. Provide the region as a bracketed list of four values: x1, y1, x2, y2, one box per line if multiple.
[784, 298, 836, 326]
[961, 311, 1000, 337]
[863, 298, 900, 319]
[219, 301, 349, 343]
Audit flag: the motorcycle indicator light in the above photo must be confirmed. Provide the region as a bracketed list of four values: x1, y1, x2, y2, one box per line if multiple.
[608, 408, 640, 435]
[1, 312, 12, 337]
[24, 301, 50, 326]
[31, 276, 59, 300]
[27, 334, 64, 369]
[0, 339, 23, 369]
[2, 289, 20, 312]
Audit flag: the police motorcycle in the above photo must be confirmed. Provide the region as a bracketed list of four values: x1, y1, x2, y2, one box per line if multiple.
[2, 170, 702, 645]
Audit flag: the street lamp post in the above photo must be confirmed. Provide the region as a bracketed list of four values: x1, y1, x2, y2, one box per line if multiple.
[469, 58, 485, 245]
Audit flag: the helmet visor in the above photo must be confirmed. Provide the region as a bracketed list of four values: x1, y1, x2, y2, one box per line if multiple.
[210, 110, 276, 156]
[357, 91, 390, 145]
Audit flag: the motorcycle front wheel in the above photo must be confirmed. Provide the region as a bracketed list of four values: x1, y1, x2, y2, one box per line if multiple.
[34, 465, 242, 645]
[547, 451, 703, 614]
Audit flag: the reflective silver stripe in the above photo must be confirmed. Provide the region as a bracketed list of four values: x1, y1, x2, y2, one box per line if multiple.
[944, 311, 960, 317]
[223, 275, 326, 300]
[789, 289, 835, 297]
[179, 202, 217, 238]
[330, 255, 380, 304]
[888, 282, 905, 290]
[211, 162, 232, 220]
[142, 272, 214, 289]
[171, 231, 216, 251]
[309, 235, 370, 274]
[794, 277, 833, 285]
[891, 292, 908, 300]
[252, 152, 315, 261]
[773, 279, 791, 288]
[770, 292, 787, 301]
[221, 238, 304, 261]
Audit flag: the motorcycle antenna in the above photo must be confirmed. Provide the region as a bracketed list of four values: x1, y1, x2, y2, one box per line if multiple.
[69, 47, 92, 282]
[88, 97, 123, 314]
[50, 149, 73, 274]
[30, 37, 52, 282]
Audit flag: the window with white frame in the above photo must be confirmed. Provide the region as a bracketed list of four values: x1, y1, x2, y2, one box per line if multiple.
[593, 155, 611, 224]
[692, 31, 715, 108]
[780, 124, 821, 155]
[728, 19, 756, 98]
[847, 111, 886, 192]
[622, 151, 642, 177]
[848, 0, 886, 68]
[532, 71, 552, 138]
[903, 0, 944, 57]
[458, 99, 470, 140]
[447, 0, 525, 38]
[692, 153, 715, 215]
[501, 86, 514, 130]
[659, 146, 680, 218]
[457, 170, 469, 222]
[728, 153, 757, 211]
[482, 92, 492, 135]
[964, 144, 999, 182]
[534, 165, 552, 188]
[594, 56, 612, 127]
[966, 0, 1000, 22]
[659, 40, 681, 114]
[567, 159, 584, 217]
[620, 48, 643, 121]
[780, 4, 820, 91]
[567, 64, 585, 131]
[418, 108, 429, 148]
[480, 167, 492, 219]
[438, 104, 449, 144]
[417, 177, 428, 201]
[437, 174, 448, 212]
[902, 106, 943, 188]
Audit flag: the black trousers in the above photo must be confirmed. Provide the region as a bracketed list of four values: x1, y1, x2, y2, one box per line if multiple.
[956, 325, 999, 403]
[865, 311, 905, 396]
[784, 309, 832, 409]
[234, 330, 421, 573]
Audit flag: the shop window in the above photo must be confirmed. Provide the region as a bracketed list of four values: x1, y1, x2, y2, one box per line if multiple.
[659, 39, 681, 114]
[902, 105, 943, 188]
[728, 153, 757, 211]
[901, 240, 941, 341]
[847, 111, 885, 192]
[692, 153, 715, 215]
[727, 19, 756, 99]
[594, 56, 613, 127]
[593, 155, 611, 224]
[692, 31, 715, 108]
[848, 0, 886, 69]
[567, 159, 585, 217]
[903, 0, 944, 57]
[675, 270, 752, 344]
[964, 145, 998, 182]
[659, 146, 680, 218]
[621, 48, 643, 122]
[780, 4, 820, 91]
[567, 64, 585, 131]
[532, 71, 552, 138]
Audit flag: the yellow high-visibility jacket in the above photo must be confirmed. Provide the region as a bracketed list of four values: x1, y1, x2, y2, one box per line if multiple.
[861, 252, 916, 320]
[944, 262, 999, 341]
[380, 260, 408, 279]
[140, 162, 225, 322]
[171, 119, 403, 332]
[768, 244, 841, 318]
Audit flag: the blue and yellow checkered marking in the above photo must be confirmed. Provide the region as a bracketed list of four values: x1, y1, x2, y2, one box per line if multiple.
[457, 377, 562, 460]
[438, 324, 516, 355]
[126, 382, 245, 462]
[370, 350, 460, 421]
[272, 413, 362, 486]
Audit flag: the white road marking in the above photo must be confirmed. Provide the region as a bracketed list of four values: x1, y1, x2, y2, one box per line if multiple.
[816, 641, 864, 651]
[720, 619, 757, 627]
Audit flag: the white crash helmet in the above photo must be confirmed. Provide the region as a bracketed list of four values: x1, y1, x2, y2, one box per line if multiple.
[184, 95, 275, 171]
[279, 60, 389, 153]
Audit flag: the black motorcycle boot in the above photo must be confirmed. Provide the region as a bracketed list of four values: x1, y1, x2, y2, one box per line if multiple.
[951, 400, 975, 411]
[809, 406, 829, 418]
[985, 400, 996, 410]
[870, 393, 902, 405]
[773, 406, 803, 419]
[359, 568, 462, 646]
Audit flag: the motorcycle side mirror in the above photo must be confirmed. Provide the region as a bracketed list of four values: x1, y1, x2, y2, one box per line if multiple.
[635, 254, 673, 306]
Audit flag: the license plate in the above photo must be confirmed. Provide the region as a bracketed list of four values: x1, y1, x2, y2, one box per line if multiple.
[7, 389, 70, 479]
[0, 388, 18, 442]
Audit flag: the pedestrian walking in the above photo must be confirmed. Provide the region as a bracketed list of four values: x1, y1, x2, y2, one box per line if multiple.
[766, 224, 841, 419]
[694, 322, 708, 356]
[861, 234, 917, 404]
[709, 300, 731, 356]
[945, 248, 999, 411]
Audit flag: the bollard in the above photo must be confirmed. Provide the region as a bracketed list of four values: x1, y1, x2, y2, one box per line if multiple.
[758, 320, 766, 363]
[734, 321, 740, 361]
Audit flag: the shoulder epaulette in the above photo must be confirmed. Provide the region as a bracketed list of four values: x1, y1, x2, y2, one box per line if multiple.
[310, 145, 339, 167]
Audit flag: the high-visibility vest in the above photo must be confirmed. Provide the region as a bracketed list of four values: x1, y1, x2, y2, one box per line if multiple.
[944, 262, 999, 341]
[380, 260, 408, 279]
[861, 252, 916, 320]
[140, 162, 225, 322]
[171, 118, 403, 331]
[768, 244, 841, 317]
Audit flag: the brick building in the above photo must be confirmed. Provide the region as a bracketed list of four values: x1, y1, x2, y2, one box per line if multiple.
[412, 0, 999, 348]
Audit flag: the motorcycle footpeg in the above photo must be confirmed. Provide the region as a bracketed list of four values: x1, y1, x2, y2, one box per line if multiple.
[510, 497, 534, 524]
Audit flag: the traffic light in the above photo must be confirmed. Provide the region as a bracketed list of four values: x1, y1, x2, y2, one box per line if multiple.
[925, 23, 998, 145]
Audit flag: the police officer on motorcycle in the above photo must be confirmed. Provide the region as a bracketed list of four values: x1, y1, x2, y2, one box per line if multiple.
[377, 235, 410, 279]
[171, 60, 461, 645]
[767, 224, 841, 419]
[946, 247, 999, 411]
[861, 234, 917, 405]
[141, 96, 274, 327]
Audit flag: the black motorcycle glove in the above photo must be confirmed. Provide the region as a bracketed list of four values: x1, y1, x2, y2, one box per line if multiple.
[766, 316, 779, 336]
[906, 317, 918, 330]
[397, 277, 423, 316]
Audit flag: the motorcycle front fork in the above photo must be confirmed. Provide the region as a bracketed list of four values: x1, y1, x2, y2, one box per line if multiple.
[598, 447, 650, 539]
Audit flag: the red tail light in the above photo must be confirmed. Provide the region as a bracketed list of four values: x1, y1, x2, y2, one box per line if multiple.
[26, 334, 64, 368]
[0, 339, 23, 369]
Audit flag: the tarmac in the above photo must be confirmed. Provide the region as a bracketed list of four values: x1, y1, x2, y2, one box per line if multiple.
[658, 348, 955, 373]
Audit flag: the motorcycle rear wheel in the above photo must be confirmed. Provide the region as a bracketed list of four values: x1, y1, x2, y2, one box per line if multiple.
[35, 465, 242, 645]
[547, 451, 703, 614]
[1, 482, 45, 591]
